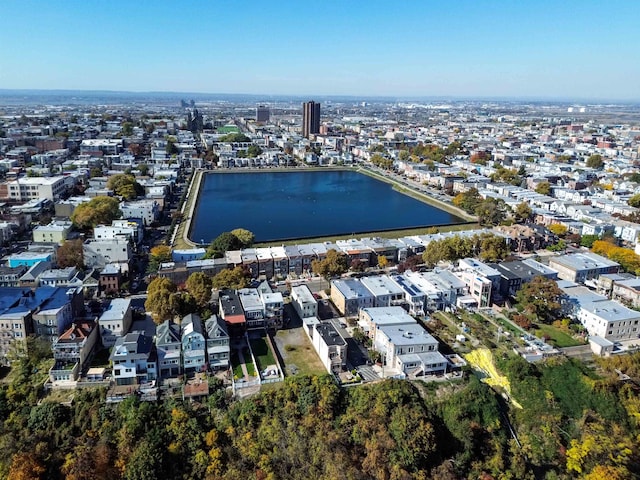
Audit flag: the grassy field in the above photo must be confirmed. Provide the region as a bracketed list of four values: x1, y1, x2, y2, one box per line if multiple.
[250, 337, 276, 371]
[274, 328, 326, 376]
[256, 222, 479, 247]
[535, 324, 584, 348]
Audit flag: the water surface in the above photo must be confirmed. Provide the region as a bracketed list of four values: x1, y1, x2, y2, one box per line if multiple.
[190, 170, 464, 243]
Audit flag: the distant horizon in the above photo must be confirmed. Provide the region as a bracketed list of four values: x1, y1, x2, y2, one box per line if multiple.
[0, 88, 637, 105]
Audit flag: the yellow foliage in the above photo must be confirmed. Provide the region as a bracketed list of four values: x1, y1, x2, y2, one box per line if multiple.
[464, 349, 522, 409]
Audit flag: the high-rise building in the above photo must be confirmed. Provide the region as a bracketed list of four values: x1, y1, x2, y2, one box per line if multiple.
[302, 101, 320, 138]
[256, 105, 270, 123]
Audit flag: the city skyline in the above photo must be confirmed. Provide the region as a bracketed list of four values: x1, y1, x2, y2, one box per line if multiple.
[0, 1, 639, 101]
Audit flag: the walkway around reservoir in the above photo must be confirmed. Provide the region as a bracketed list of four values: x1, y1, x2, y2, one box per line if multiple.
[173, 165, 478, 249]
[172, 168, 205, 250]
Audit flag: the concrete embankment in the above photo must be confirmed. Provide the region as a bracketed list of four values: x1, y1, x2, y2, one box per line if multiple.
[172, 169, 205, 249]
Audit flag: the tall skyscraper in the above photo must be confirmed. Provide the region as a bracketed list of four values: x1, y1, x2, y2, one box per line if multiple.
[302, 101, 320, 138]
[256, 105, 270, 123]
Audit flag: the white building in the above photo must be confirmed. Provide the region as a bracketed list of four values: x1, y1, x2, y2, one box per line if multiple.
[2, 176, 68, 202]
[94, 219, 143, 245]
[98, 298, 133, 347]
[291, 284, 318, 319]
[360, 275, 405, 308]
[312, 322, 347, 373]
[120, 199, 160, 226]
[83, 238, 132, 272]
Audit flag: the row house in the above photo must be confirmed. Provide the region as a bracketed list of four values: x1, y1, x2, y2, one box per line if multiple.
[549, 252, 620, 284]
[110, 332, 157, 386]
[562, 285, 640, 342]
[49, 321, 99, 383]
[98, 298, 133, 348]
[0, 265, 27, 287]
[331, 279, 375, 316]
[311, 322, 348, 374]
[181, 313, 207, 374]
[374, 323, 448, 377]
[291, 284, 318, 320]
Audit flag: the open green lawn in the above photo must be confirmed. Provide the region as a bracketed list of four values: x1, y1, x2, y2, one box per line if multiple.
[535, 324, 584, 348]
[274, 328, 326, 376]
[250, 337, 276, 371]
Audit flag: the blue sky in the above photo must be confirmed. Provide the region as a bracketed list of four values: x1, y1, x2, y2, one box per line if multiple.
[0, 0, 638, 100]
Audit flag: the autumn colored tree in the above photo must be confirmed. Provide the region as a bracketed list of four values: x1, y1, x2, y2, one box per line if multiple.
[548, 223, 568, 237]
[513, 202, 533, 224]
[230, 228, 255, 248]
[71, 196, 121, 229]
[535, 181, 552, 195]
[211, 266, 250, 290]
[377, 255, 389, 268]
[56, 239, 84, 269]
[311, 249, 348, 278]
[185, 272, 212, 308]
[453, 188, 482, 214]
[7, 453, 45, 480]
[145, 277, 178, 324]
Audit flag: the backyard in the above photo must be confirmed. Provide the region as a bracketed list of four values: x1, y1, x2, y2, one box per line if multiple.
[249, 337, 277, 372]
[274, 327, 326, 376]
[535, 323, 584, 348]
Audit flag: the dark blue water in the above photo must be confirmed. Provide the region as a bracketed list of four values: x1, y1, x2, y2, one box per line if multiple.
[189, 171, 465, 243]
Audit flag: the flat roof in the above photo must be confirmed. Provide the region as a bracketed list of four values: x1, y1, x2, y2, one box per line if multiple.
[315, 322, 347, 347]
[379, 323, 438, 346]
[550, 252, 619, 271]
[99, 298, 131, 322]
[332, 278, 374, 301]
[360, 275, 404, 297]
[361, 306, 416, 326]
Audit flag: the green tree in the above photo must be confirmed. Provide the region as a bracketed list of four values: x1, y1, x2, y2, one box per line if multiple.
[586, 154, 604, 169]
[311, 249, 348, 278]
[138, 164, 150, 176]
[205, 232, 242, 258]
[535, 181, 552, 195]
[514, 202, 533, 223]
[627, 193, 640, 208]
[147, 245, 172, 273]
[71, 196, 121, 229]
[165, 137, 179, 155]
[56, 239, 84, 269]
[515, 276, 564, 324]
[121, 122, 134, 136]
[89, 167, 103, 178]
[230, 228, 255, 248]
[475, 197, 507, 226]
[106, 173, 144, 200]
[452, 188, 482, 214]
[218, 133, 251, 143]
[185, 272, 212, 308]
[246, 145, 262, 157]
[212, 266, 250, 290]
[581, 234, 600, 248]
[479, 233, 510, 262]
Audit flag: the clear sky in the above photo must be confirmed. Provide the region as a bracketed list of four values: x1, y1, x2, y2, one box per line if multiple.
[0, 0, 638, 100]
